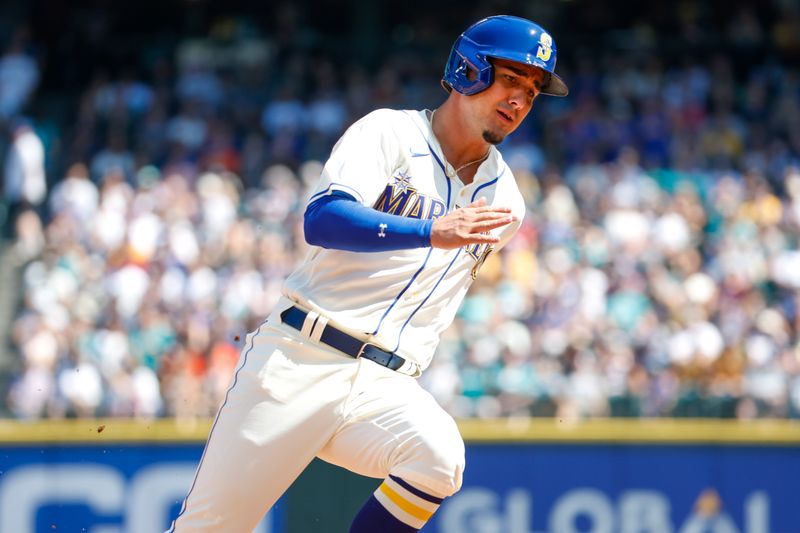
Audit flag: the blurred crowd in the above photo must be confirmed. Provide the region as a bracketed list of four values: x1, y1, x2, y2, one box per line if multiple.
[3, 3, 800, 420]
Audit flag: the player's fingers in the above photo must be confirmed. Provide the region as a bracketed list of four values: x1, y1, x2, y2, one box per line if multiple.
[466, 197, 488, 208]
[471, 216, 516, 232]
[471, 210, 515, 222]
[470, 207, 513, 216]
[462, 232, 501, 245]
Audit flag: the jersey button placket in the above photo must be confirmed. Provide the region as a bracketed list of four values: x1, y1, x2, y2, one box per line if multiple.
[457, 187, 468, 208]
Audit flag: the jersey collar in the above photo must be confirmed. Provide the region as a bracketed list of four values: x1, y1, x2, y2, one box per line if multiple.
[411, 109, 503, 187]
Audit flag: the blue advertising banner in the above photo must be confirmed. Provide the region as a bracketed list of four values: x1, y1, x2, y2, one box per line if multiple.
[428, 444, 800, 533]
[0, 420, 798, 533]
[0, 444, 285, 533]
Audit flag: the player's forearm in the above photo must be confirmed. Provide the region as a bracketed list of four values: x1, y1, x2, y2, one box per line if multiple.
[304, 192, 433, 252]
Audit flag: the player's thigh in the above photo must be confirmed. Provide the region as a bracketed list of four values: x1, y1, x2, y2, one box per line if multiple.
[317, 362, 465, 497]
[174, 325, 355, 531]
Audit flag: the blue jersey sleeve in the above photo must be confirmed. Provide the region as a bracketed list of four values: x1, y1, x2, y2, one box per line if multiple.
[304, 191, 433, 252]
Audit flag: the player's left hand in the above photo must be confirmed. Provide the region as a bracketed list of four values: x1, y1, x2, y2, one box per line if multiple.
[429, 197, 516, 249]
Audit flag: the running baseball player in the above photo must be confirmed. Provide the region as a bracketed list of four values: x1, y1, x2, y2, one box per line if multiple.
[170, 15, 568, 532]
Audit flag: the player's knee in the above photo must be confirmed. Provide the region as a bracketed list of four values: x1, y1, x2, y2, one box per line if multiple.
[439, 446, 466, 496]
[425, 436, 465, 497]
[398, 428, 466, 497]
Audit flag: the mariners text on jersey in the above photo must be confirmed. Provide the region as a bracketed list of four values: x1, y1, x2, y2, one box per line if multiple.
[374, 170, 448, 221]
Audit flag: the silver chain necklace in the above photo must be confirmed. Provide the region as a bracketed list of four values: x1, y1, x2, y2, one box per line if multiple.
[430, 109, 491, 176]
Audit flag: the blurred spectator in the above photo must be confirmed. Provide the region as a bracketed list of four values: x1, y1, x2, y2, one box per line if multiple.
[49, 163, 99, 232]
[0, 28, 39, 120]
[3, 118, 45, 238]
[90, 128, 136, 184]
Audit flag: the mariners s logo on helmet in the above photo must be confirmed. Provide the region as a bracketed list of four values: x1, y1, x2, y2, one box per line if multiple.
[536, 33, 553, 62]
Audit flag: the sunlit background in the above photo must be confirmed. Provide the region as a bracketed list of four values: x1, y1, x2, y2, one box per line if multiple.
[2, 0, 800, 423]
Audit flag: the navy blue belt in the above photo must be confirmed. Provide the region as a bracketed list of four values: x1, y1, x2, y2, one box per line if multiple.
[280, 306, 408, 372]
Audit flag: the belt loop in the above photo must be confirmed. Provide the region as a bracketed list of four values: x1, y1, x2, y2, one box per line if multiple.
[300, 311, 319, 338]
[355, 342, 371, 359]
[398, 359, 420, 377]
[310, 315, 328, 343]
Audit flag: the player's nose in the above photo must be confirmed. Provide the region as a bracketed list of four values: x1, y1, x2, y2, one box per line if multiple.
[506, 89, 526, 111]
[501, 96, 522, 117]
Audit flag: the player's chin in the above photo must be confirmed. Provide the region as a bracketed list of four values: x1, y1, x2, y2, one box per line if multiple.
[482, 128, 507, 145]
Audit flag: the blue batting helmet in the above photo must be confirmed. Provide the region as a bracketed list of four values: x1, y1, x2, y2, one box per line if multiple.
[442, 15, 568, 97]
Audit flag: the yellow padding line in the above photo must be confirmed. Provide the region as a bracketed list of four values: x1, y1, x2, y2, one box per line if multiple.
[0, 418, 212, 444]
[379, 483, 434, 521]
[457, 418, 800, 445]
[0, 418, 799, 445]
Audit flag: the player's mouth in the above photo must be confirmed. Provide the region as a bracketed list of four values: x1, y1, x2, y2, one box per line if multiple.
[496, 109, 514, 125]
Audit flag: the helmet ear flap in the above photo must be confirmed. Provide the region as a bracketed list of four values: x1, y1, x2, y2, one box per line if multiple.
[442, 37, 493, 96]
[458, 59, 480, 83]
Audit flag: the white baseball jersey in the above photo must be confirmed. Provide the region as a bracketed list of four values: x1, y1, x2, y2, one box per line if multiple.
[171, 108, 523, 532]
[283, 108, 526, 371]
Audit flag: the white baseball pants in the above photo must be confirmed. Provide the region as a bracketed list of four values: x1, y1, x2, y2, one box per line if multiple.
[169, 306, 465, 532]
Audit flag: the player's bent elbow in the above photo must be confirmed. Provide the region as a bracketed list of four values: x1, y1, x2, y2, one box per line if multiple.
[303, 219, 321, 247]
[303, 194, 352, 248]
[303, 207, 330, 248]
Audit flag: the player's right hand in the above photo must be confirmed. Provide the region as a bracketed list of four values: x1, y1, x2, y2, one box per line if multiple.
[429, 197, 516, 249]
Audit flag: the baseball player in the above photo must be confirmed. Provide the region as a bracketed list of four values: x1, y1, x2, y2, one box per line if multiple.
[170, 15, 567, 532]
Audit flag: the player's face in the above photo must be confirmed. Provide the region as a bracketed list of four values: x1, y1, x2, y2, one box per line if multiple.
[473, 59, 545, 145]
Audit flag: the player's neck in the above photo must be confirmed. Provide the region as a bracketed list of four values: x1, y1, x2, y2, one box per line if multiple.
[430, 103, 491, 185]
